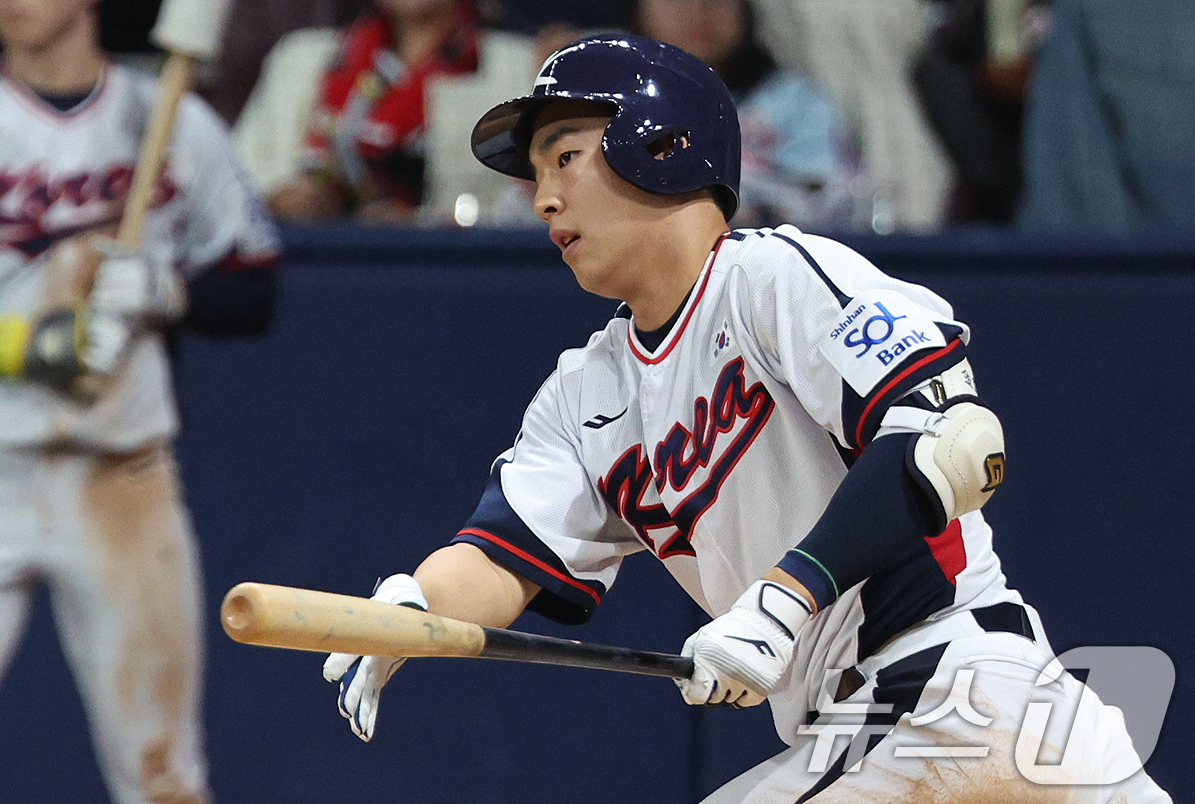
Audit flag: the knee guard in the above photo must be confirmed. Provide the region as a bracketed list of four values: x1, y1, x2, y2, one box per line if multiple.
[883, 401, 1006, 526]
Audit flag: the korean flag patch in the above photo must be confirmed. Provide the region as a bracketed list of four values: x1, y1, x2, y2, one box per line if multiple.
[713, 319, 732, 358]
[818, 289, 946, 396]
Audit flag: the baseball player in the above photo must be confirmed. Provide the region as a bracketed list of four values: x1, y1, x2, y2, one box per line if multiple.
[0, 1, 280, 802]
[323, 35, 1171, 802]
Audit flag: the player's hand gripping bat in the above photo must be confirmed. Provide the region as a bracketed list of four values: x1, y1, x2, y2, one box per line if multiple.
[221, 582, 694, 679]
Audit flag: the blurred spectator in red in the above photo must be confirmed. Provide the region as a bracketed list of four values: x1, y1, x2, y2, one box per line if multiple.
[913, 0, 1046, 224]
[633, 0, 870, 231]
[203, 0, 366, 124]
[748, 0, 954, 231]
[265, 0, 482, 224]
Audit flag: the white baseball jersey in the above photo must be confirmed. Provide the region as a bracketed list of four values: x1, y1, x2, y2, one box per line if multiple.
[453, 226, 1019, 741]
[0, 63, 280, 450]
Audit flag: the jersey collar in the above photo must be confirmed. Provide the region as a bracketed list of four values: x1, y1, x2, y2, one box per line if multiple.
[1, 62, 111, 123]
[627, 232, 731, 365]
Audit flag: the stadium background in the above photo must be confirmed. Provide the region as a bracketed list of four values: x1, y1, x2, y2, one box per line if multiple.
[0, 2, 1191, 801]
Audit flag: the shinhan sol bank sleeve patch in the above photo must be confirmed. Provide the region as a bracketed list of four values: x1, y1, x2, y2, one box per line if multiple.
[818, 289, 947, 396]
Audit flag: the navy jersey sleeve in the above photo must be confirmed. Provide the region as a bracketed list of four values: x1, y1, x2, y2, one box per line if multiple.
[451, 364, 645, 625]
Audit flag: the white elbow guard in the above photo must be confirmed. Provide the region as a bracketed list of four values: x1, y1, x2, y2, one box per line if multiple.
[885, 402, 1006, 524]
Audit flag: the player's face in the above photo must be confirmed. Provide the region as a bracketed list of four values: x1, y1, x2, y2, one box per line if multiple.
[529, 101, 685, 301]
[637, 0, 745, 71]
[0, 0, 96, 51]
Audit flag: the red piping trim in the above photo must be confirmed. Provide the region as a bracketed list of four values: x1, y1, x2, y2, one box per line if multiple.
[457, 527, 602, 607]
[628, 233, 730, 365]
[855, 339, 963, 448]
[220, 250, 281, 272]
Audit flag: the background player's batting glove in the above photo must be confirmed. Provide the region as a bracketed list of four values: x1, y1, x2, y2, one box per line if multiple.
[81, 238, 187, 377]
[322, 574, 428, 742]
[89, 237, 187, 324]
[676, 581, 812, 707]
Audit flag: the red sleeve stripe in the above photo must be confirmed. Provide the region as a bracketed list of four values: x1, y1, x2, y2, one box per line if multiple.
[220, 250, 280, 272]
[923, 519, 966, 586]
[854, 339, 964, 448]
[456, 527, 603, 607]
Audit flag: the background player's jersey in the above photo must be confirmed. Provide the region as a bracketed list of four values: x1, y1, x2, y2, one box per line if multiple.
[0, 64, 280, 450]
[452, 225, 1021, 740]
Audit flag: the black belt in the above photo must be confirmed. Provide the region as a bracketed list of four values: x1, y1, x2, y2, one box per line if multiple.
[830, 602, 1034, 704]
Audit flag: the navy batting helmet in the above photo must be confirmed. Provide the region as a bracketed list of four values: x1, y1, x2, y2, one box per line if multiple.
[470, 34, 741, 219]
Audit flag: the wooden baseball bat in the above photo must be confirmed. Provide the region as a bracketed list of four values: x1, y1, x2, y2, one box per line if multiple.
[120, 0, 236, 245]
[221, 582, 694, 680]
[117, 52, 195, 247]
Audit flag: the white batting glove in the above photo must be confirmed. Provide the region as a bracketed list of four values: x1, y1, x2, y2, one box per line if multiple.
[676, 580, 813, 707]
[81, 310, 134, 376]
[322, 574, 428, 742]
[89, 237, 186, 324]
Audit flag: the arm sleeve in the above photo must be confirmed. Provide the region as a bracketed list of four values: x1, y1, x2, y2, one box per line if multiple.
[180, 260, 276, 336]
[743, 229, 976, 609]
[451, 366, 645, 625]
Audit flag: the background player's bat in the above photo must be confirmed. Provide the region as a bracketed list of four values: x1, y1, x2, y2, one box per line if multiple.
[221, 582, 694, 680]
[118, 0, 236, 246]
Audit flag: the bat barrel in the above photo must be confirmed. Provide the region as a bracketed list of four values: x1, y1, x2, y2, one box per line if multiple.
[220, 582, 486, 659]
[481, 627, 694, 679]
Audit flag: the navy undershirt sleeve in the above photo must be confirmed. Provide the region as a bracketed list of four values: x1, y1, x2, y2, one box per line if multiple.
[181, 263, 276, 335]
[776, 432, 940, 610]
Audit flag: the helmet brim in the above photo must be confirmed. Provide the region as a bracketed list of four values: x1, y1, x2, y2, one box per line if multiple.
[470, 95, 547, 182]
[471, 94, 620, 182]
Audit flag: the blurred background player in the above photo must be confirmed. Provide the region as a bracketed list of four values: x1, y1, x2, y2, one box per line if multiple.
[0, 0, 280, 801]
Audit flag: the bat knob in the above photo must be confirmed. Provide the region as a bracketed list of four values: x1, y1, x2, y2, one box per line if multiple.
[221, 582, 267, 642]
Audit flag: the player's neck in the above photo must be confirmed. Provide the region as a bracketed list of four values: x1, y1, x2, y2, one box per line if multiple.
[4, 14, 105, 96]
[626, 208, 730, 331]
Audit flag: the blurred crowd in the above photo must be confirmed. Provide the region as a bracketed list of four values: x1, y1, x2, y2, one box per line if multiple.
[107, 0, 1195, 234]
